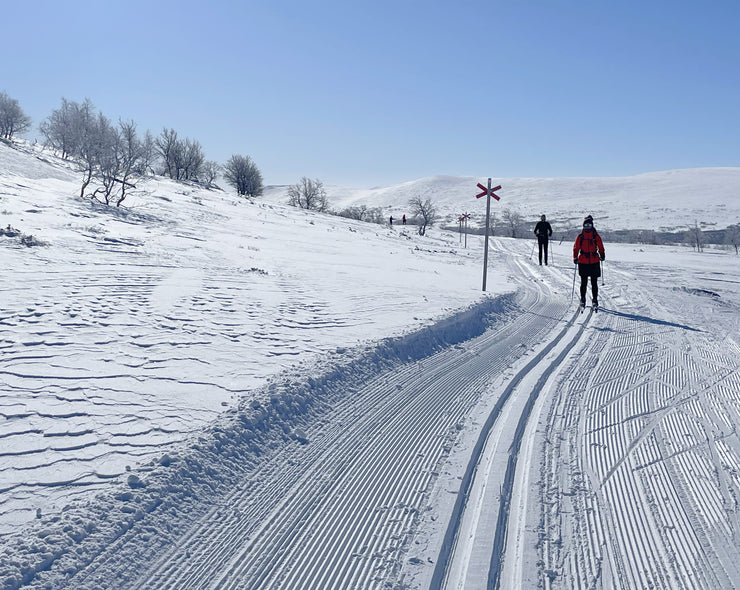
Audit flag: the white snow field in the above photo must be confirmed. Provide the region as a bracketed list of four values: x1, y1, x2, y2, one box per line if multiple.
[1, 140, 739, 589]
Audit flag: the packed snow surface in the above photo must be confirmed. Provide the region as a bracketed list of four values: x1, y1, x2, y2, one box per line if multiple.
[1, 140, 739, 589]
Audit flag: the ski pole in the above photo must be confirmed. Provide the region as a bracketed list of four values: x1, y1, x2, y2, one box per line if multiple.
[601, 259, 605, 286]
[571, 261, 577, 302]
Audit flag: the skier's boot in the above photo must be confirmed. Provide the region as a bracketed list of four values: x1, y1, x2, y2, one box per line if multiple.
[593, 298, 599, 312]
[580, 297, 586, 312]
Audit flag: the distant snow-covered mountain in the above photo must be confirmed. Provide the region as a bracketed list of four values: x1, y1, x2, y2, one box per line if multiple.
[264, 168, 740, 233]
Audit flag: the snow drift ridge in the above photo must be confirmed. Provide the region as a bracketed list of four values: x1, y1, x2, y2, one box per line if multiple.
[0, 294, 514, 589]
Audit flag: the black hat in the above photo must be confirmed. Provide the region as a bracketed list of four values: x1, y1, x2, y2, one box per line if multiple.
[583, 215, 594, 227]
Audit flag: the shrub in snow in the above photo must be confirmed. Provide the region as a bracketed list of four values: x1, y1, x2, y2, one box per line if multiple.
[0, 224, 47, 246]
[0, 224, 19, 237]
[20, 234, 46, 247]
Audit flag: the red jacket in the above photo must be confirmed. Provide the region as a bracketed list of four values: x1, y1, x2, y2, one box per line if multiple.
[573, 228, 605, 264]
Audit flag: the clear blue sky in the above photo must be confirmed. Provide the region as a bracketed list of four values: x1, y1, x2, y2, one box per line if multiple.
[3, 0, 739, 187]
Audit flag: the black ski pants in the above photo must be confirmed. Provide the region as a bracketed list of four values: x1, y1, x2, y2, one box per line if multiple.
[578, 262, 601, 303]
[580, 275, 598, 303]
[537, 237, 549, 265]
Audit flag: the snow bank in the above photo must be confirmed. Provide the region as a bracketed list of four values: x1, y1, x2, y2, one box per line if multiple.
[0, 294, 514, 589]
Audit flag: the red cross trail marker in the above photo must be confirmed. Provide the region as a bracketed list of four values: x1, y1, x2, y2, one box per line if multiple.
[460, 212, 471, 248]
[477, 183, 501, 199]
[475, 178, 502, 291]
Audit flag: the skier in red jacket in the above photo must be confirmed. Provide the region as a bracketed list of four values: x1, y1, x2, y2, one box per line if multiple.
[573, 215, 605, 309]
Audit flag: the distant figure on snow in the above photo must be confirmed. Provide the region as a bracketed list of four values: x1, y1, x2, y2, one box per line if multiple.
[573, 215, 606, 310]
[389, 215, 393, 226]
[402, 215, 406, 225]
[534, 214, 553, 265]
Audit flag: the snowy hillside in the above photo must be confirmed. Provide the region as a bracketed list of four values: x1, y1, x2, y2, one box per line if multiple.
[0, 140, 501, 530]
[1, 140, 740, 590]
[264, 167, 740, 233]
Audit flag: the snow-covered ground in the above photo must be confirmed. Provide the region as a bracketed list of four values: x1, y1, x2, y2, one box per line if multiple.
[0, 141, 500, 528]
[1, 140, 739, 589]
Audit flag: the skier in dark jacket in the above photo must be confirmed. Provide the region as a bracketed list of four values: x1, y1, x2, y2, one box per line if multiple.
[573, 215, 605, 309]
[534, 214, 553, 265]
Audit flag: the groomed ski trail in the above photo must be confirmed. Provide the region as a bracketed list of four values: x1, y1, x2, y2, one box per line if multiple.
[446, 242, 740, 590]
[59, 238, 573, 590]
[431, 244, 594, 590]
[137, 245, 568, 589]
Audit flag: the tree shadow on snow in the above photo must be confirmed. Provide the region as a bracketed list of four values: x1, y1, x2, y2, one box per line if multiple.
[600, 308, 702, 332]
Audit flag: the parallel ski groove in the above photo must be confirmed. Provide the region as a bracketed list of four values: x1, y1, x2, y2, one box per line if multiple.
[532, 259, 740, 590]
[130, 242, 567, 590]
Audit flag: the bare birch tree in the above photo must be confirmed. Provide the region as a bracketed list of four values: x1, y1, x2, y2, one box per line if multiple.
[686, 221, 705, 252]
[39, 97, 96, 160]
[0, 91, 32, 140]
[501, 208, 524, 238]
[224, 155, 263, 197]
[408, 196, 438, 236]
[287, 177, 329, 212]
[725, 224, 740, 255]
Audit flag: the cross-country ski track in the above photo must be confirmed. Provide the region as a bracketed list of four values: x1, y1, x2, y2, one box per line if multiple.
[6, 236, 740, 590]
